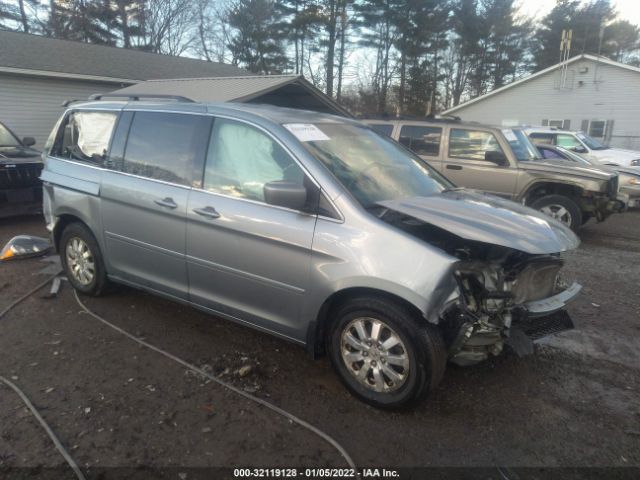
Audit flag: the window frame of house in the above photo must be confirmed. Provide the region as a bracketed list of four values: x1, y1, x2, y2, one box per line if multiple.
[587, 120, 607, 139]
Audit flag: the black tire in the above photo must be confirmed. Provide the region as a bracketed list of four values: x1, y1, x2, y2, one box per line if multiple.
[530, 194, 583, 231]
[59, 222, 111, 296]
[327, 296, 447, 409]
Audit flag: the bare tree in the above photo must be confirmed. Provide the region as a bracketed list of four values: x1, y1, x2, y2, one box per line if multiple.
[140, 0, 196, 55]
[193, 0, 232, 62]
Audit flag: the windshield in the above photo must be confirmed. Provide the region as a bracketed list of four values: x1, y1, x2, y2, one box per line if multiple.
[287, 123, 452, 207]
[0, 124, 21, 147]
[577, 132, 608, 150]
[504, 129, 541, 161]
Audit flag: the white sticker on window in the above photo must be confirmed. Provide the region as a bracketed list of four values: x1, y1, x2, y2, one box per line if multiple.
[283, 123, 330, 142]
[502, 129, 518, 142]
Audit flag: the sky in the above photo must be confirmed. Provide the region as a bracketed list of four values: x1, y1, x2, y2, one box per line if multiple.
[518, 0, 640, 25]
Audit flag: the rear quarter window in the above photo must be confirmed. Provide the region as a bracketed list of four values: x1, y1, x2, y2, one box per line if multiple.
[370, 124, 394, 137]
[51, 111, 118, 165]
[398, 125, 442, 156]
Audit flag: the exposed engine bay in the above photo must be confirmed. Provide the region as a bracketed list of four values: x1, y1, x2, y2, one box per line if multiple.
[376, 207, 580, 366]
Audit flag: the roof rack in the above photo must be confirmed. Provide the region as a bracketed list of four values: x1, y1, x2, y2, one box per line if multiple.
[88, 93, 195, 103]
[61, 99, 83, 107]
[359, 113, 462, 123]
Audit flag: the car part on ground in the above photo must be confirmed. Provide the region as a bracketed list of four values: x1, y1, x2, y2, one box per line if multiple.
[363, 118, 626, 231]
[44, 100, 581, 408]
[0, 235, 51, 261]
[0, 122, 43, 218]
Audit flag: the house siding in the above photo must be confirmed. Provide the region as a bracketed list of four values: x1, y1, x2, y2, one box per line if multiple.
[0, 72, 129, 148]
[447, 59, 640, 149]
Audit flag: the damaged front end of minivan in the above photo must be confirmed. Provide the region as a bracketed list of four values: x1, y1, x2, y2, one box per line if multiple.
[377, 190, 582, 366]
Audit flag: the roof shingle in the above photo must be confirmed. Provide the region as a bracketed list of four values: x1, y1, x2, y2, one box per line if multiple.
[0, 30, 246, 81]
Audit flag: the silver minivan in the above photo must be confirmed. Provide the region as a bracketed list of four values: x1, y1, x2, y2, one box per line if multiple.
[42, 100, 581, 408]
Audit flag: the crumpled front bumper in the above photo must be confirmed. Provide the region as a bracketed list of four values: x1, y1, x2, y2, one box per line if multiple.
[598, 194, 627, 219]
[523, 282, 582, 317]
[507, 282, 581, 355]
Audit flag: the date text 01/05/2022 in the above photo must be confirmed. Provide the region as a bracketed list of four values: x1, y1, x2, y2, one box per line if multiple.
[233, 468, 400, 478]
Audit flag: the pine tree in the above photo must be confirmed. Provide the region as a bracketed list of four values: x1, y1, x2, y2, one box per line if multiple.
[227, 0, 290, 74]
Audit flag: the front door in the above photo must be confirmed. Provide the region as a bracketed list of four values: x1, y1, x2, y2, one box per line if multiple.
[186, 118, 316, 341]
[443, 127, 519, 198]
[101, 111, 211, 300]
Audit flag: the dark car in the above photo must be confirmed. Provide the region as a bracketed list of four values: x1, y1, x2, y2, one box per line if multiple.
[0, 122, 43, 217]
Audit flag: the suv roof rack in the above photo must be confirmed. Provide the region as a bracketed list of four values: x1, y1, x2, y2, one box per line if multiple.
[87, 93, 195, 103]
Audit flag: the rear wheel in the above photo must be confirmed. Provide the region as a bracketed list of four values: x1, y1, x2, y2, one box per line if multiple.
[530, 194, 582, 231]
[60, 223, 111, 296]
[327, 296, 446, 409]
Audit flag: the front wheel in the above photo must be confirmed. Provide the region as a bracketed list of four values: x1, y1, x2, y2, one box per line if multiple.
[530, 194, 582, 231]
[327, 296, 447, 409]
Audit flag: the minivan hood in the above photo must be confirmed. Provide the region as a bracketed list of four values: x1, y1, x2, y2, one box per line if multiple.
[377, 190, 580, 255]
[519, 159, 614, 180]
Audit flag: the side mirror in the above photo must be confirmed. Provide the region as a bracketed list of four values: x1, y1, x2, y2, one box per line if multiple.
[264, 181, 307, 211]
[22, 136, 36, 147]
[485, 150, 508, 166]
[572, 145, 587, 154]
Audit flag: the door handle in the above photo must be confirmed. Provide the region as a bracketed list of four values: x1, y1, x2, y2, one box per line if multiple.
[154, 197, 178, 209]
[446, 165, 463, 170]
[193, 206, 220, 219]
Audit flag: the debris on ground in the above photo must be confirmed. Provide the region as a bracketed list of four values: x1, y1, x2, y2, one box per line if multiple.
[42, 276, 62, 299]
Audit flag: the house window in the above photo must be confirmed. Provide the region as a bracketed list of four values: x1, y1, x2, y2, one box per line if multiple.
[589, 120, 607, 139]
[548, 120, 564, 128]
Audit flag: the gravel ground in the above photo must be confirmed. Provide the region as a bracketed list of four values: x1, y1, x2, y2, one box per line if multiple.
[0, 212, 639, 478]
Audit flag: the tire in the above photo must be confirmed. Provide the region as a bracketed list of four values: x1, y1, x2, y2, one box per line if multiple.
[327, 296, 447, 409]
[60, 222, 111, 296]
[530, 194, 582, 231]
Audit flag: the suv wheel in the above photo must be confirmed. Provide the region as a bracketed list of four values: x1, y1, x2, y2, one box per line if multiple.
[530, 195, 582, 231]
[327, 296, 446, 409]
[60, 223, 110, 296]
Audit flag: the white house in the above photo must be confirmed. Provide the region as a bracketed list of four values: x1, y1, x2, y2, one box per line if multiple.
[443, 54, 640, 150]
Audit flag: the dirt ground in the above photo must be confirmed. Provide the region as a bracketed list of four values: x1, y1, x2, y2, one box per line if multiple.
[1, 211, 639, 478]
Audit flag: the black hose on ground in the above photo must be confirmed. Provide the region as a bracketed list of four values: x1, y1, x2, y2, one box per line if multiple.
[0, 271, 358, 474]
[0, 271, 85, 480]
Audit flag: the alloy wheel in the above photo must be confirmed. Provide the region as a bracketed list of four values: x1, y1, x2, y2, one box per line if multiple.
[340, 317, 410, 392]
[540, 204, 572, 226]
[65, 237, 95, 286]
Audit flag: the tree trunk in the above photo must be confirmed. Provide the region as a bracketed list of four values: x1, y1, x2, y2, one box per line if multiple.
[49, 0, 60, 37]
[398, 50, 406, 114]
[325, 0, 338, 97]
[18, 0, 29, 33]
[336, 2, 347, 101]
[119, 1, 131, 48]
